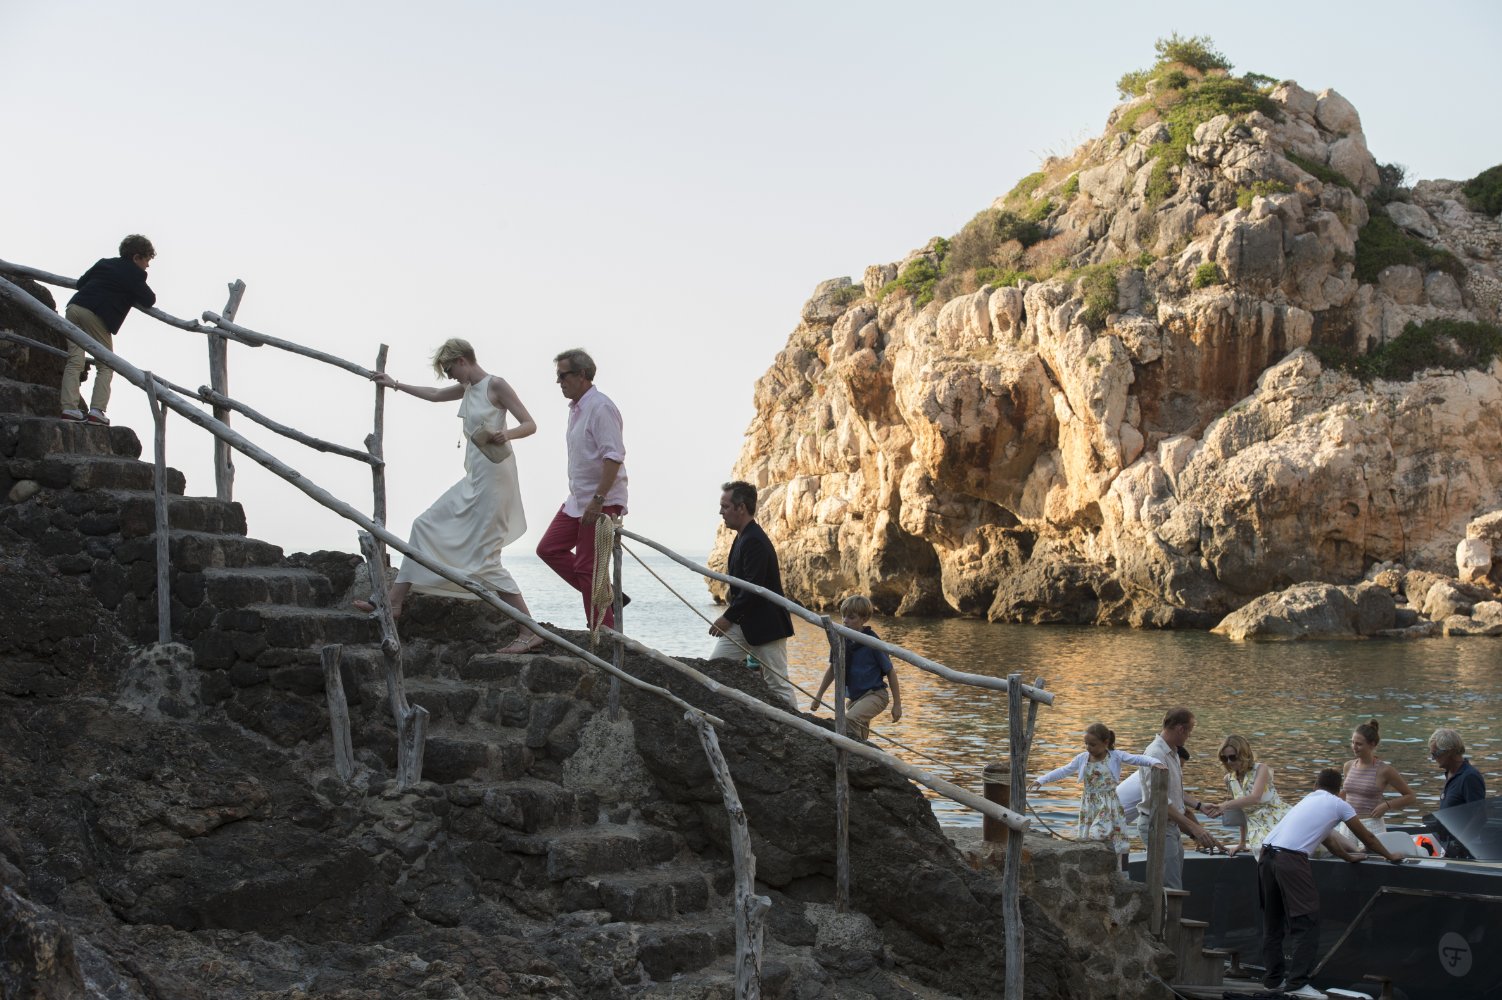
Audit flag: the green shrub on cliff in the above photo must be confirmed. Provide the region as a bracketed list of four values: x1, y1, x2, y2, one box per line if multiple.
[1237, 179, 1292, 210]
[1117, 33, 1231, 98]
[1318, 318, 1502, 382]
[1285, 151, 1353, 190]
[1192, 262, 1223, 288]
[1463, 164, 1502, 216]
[1353, 207, 1465, 284]
[880, 249, 945, 306]
[1074, 263, 1119, 329]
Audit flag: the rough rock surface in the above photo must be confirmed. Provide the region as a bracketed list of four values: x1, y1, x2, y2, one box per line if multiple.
[715, 77, 1502, 626]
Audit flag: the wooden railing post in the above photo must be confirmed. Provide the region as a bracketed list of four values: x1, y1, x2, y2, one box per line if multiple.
[210, 280, 245, 502]
[609, 527, 623, 719]
[821, 615, 851, 912]
[1003, 672, 1027, 1000]
[144, 374, 171, 645]
[321, 644, 355, 782]
[1146, 764, 1169, 937]
[369, 344, 389, 525]
[359, 530, 427, 789]
[687, 711, 770, 1000]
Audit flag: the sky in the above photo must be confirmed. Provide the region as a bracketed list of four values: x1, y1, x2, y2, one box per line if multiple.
[4, 1, 1500, 559]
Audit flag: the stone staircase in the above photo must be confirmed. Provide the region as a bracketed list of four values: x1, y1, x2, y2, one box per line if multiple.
[0, 350, 751, 988]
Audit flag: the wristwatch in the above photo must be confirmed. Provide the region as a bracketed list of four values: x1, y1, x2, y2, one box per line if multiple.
[592, 493, 605, 502]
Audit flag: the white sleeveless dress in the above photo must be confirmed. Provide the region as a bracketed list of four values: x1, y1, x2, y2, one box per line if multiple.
[394, 377, 525, 596]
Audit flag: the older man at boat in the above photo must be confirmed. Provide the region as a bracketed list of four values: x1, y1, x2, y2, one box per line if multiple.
[1430, 727, 1486, 809]
[1136, 707, 1218, 890]
[1258, 768, 1404, 998]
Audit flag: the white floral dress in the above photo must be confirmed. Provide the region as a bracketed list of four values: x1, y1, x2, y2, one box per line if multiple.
[1080, 757, 1134, 852]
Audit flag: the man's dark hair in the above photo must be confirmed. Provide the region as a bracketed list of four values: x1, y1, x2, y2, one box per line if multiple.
[721, 480, 757, 516]
[1316, 768, 1343, 794]
[1163, 707, 1194, 730]
[119, 234, 155, 259]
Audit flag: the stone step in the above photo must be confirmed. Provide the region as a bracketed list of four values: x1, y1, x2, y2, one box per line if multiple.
[478, 778, 600, 836]
[635, 916, 737, 981]
[560, 861, 732, 922]
[0, 376, 60, 417]
[5, 453, 186, 495]
[420, 734, 532, 784]
[541, 824, 680, 881]
[0, 414, 142, 460]
[114, 530, 283, 572]
[212, 602, 379, 649]
[197, 565, 333, 608]
[107, 490, 247, 537]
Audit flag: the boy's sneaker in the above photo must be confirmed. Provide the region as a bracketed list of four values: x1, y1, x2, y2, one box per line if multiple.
[85, 408, 110, 425]
[61, 408, 85, 421]
[1286, 985, 1326, 999]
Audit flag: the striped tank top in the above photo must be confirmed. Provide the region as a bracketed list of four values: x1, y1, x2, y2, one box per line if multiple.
[1344, 758, 1385, 816]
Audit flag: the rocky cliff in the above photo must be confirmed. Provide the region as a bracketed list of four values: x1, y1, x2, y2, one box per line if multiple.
[719, 56, 1502, 626]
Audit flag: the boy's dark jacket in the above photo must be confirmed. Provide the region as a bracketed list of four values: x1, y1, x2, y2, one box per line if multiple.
[69, 257, 156, 333]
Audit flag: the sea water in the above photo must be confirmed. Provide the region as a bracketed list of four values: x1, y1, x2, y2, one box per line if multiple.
[503, 551, 1502, 831]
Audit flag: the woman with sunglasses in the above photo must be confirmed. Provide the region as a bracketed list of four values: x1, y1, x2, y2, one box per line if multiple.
[1203, 734, 1289, 857]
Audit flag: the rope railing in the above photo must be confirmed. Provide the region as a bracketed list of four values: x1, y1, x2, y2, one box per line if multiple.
[617, 526, 1053, 705]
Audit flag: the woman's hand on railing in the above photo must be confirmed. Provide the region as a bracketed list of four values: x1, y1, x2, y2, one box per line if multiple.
[371, 372, 398, 391]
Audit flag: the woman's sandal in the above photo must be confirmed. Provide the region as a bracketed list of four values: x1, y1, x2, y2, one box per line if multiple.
[352, 595, 402, 619]
[497, 634, 546, 655]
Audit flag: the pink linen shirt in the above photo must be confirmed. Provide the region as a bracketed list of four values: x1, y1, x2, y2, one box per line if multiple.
[563, 385, 628, 517]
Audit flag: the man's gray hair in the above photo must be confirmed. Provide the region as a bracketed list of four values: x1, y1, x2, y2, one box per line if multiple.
[1430, 727, 1465, 756]
[553, 348, 596, 381]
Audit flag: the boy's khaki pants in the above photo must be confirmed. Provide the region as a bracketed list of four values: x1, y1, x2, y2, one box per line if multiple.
[60, 304, 114, 413]
[846, 687, 890, 740]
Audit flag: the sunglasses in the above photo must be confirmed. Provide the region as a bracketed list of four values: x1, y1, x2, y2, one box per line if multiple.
[555, 369, 579, 383]
[1218, 753, 1238, 763]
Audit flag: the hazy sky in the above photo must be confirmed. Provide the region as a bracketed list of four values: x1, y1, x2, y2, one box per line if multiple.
[5, 1, 1499, 558]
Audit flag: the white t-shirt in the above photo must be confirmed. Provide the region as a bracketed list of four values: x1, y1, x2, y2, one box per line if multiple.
[1263, 789, 1356, 856]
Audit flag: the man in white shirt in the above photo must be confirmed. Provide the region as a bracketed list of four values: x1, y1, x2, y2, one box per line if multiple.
[537, 349, 629, 629]
[1258, 768, 1402, 998]
[1137, 707, 1218, 889]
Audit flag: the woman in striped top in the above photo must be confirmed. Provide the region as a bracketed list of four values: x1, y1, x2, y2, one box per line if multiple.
[1340, 718, 1417, 834]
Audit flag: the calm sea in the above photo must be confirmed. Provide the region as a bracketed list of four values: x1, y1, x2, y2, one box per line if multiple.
[503, 550, 1502, 832]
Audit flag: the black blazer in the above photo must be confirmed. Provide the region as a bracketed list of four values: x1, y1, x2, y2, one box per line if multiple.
[724, 520, 795, 646]
[69, 257, 156, 334]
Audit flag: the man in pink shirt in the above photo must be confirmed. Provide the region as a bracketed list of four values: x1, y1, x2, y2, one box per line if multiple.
[537, 349, 628, 628]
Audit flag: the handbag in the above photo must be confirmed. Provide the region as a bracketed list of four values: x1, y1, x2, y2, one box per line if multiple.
[469, 424, 513, 463]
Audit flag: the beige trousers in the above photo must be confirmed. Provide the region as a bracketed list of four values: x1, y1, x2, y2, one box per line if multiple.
[846, 686, 890, 740]
[60, 304, 114, 412]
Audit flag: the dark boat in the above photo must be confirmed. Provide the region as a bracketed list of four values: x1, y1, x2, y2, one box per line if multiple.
[1127, 797, 1502, 999]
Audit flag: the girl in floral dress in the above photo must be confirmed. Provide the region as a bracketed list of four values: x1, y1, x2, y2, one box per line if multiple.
[1032, 722, 1164, 864]
[1203, 734, 1289, 857]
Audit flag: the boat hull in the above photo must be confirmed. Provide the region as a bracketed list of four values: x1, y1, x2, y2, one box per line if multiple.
[1126, 851, 1502, 999]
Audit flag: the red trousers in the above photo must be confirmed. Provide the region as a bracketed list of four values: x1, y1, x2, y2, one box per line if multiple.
[537, 504, 623, 628]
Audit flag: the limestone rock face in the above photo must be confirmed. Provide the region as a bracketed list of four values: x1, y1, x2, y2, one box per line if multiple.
[718, 75, 1502, 625]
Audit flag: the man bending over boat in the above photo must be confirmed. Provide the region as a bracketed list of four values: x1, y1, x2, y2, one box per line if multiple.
[1258, 768, 1403, 999]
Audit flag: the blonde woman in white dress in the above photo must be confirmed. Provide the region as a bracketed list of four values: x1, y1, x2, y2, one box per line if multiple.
[364, 338, 544, 653]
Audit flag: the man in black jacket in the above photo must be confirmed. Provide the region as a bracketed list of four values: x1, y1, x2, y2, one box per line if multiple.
[61, 234, 156, 424]
[709, 480, 797, 710]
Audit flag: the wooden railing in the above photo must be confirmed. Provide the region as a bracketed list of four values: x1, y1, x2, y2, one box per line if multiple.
[0, 263, 1054, 1000]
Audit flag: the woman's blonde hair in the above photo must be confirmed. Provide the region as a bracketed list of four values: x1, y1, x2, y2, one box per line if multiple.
[1219, 734, 1256, 773]
[431, 338, 476, 378]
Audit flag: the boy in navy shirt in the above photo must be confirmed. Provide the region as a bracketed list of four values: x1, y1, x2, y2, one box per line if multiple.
[61, 234, 156, 424]
[810, 595, 903, 740]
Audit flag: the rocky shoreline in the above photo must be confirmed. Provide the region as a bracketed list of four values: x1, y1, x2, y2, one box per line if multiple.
[716, 64, 1502, 632]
